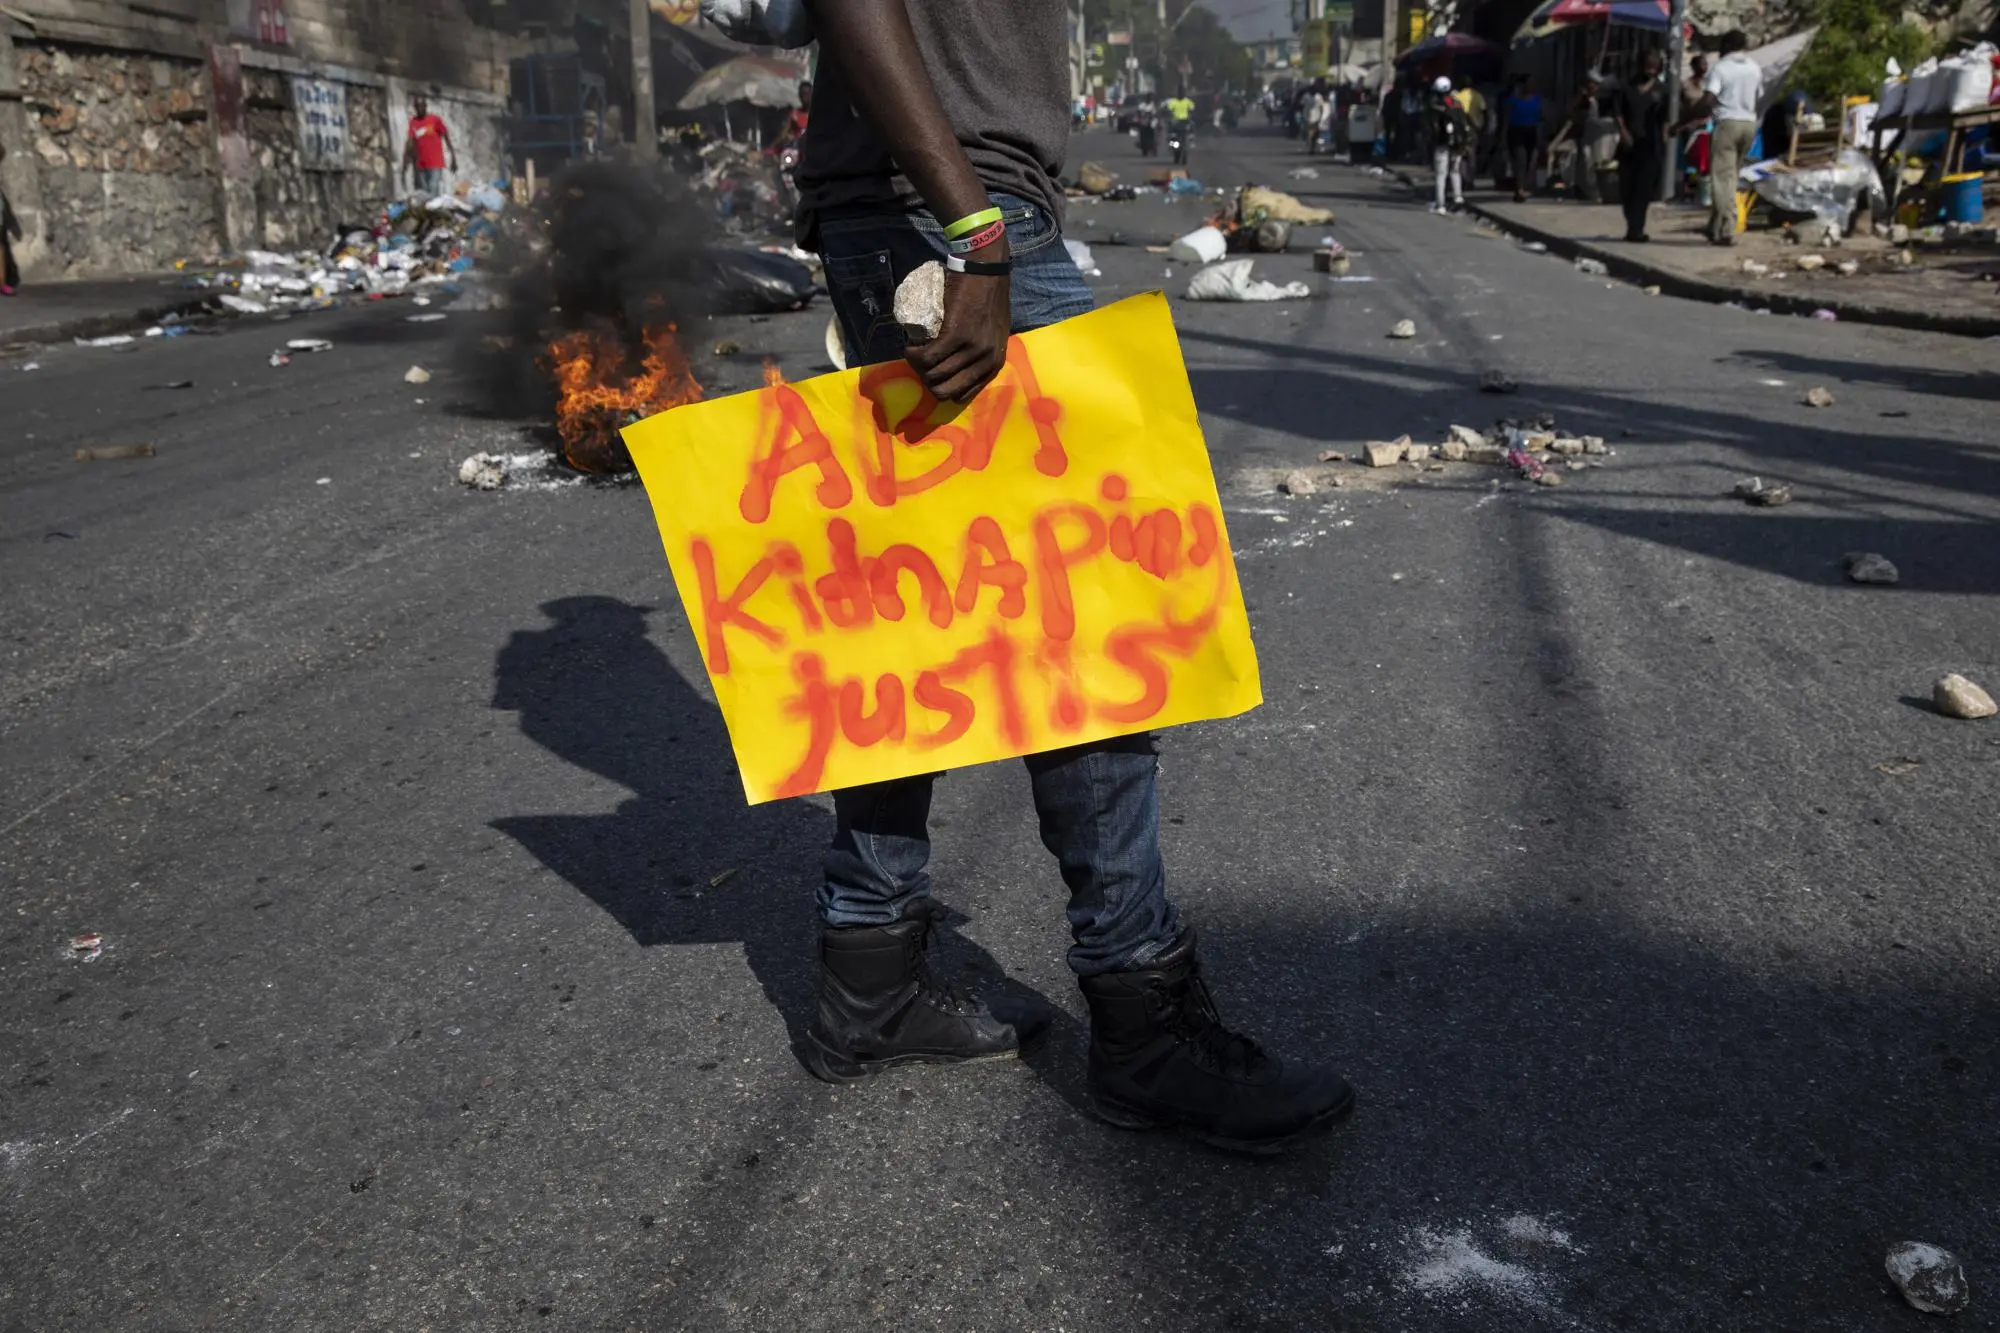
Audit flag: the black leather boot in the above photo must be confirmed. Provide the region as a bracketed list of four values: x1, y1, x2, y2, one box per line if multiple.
[1078, 931, 1354, 1153]
[804, 899, 1031, 1083]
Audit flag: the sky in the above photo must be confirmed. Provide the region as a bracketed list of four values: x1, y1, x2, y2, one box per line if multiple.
[1201, 0, 1298, 44]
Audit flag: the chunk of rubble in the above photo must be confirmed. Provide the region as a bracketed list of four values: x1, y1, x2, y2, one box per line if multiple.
[1885, 1242, 1969, 1315]
[894, 261, 946, 343]
[1795, 254, 1826, 271]
[1439, 439, 1467, 462]
[1741, 259, 1770, 276]
[1388, 319, 1416, 339]
[1549, 437, 1584, 455]
[458, 453, 508, 491]
[1534, 471, 1563, 487]
[1448, 424, 1485, 447]
[1844, 552, 1898, 585]
[1404, 442, 1434, 464]
[404, 365, 432, 384]
[1803, 386, 1835, 407]
[1279, 468, 1319, 497]
[1581, 436, 1607, 455]
[1732, 476, 1793, 507]
[1363, 439, 1408, 467]
[1480, 370, 1518, 394]
[1836, 260, 1860, 276]
[1934, 673, 1997, 720]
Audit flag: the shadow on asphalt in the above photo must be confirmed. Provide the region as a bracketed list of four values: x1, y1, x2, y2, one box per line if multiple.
[484, 594, 1073, 1083]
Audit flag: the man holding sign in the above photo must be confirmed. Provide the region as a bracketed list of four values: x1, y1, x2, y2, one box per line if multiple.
[707, 0, 1356, 1153]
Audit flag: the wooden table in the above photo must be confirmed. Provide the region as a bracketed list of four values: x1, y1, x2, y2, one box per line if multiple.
[1869, 103, 2000, 210]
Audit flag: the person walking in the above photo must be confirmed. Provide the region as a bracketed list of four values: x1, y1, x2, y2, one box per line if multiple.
[401, 93, 457, 197]
[0, 138, 20, 296]
[1685, 31, 1761, 244]
[794, 0, 1356, 1152]
[1614, 50, 1668, 241]
[1426, 76, 1472, 213]
[1500, 74, 1544, 201]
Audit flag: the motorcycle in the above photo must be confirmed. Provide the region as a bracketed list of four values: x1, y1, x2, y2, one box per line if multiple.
[1167, 118, 1191, 166]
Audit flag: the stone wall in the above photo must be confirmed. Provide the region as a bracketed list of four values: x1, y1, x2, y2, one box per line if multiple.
[17, 42, 226, 275]
[239, 64, 393, 250]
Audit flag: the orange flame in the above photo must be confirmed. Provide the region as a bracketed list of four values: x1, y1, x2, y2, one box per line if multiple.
[762, 358, 785, 388]
[542, 323, 703, 473]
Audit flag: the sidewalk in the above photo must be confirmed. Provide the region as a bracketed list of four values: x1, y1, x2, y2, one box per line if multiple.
[0, 273, 216, 348]
[1391, 165, 2000, 338]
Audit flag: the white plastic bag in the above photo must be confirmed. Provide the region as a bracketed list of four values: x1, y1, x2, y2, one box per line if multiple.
[1948, 43, 1996, 111]
[1878, 78, 1905, 117]
[1185, 258, 1310, 302]
[699, 0, 813, 48]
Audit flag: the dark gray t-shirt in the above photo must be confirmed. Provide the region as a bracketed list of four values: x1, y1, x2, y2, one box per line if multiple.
[798, 0, 1072, 230]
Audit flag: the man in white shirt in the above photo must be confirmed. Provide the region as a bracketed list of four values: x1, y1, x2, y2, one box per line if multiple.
[1688, 30, 1763, 244]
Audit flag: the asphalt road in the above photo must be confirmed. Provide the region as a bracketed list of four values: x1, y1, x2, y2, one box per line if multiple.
[4, 127, 1998, 1333]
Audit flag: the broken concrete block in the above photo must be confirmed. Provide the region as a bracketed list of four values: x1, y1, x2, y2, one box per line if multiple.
[1279, 468, 1318, 497]
[1363, 440, 1407, 467]
[1844, 552, 1898, 585]
[894, 261, 946, 343]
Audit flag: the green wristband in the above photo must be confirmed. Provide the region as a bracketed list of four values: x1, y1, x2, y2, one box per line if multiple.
[941, 206, 1003, 241]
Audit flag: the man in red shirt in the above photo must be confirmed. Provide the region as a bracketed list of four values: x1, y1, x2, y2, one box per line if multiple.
[402, 94, 456, 197]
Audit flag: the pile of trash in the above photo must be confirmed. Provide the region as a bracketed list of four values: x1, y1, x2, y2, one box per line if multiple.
[690, 139, 794, 234]
[190, 185, 514, 314]
[1274, 415, 1613, 490]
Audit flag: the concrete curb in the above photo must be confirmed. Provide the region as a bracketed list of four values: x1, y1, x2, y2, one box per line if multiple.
[0, 291, 219, 349]
[1385, 166, 2000, 340]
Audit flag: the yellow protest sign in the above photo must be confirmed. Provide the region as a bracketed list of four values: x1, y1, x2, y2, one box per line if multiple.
[621, 291, 1260, 804]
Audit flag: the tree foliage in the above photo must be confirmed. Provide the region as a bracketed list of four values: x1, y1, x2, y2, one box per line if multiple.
[1083, 0, 1254, 91]
[1786, 0, 1939, 106]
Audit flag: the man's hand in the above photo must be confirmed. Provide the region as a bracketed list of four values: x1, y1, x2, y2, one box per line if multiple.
[908, 264, 1011, 403]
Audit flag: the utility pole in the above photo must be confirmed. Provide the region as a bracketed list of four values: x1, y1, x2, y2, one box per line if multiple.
[1661, 0, 1687, 200]
[630, 0, 657, 158]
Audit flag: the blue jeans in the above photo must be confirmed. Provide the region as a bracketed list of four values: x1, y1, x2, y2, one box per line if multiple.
[812, 194, 1183, 978]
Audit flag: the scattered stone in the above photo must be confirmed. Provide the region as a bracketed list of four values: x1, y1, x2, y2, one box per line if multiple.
[403, 365, 431, 384]
[1549, 437, 1584, 455]
[1465, 444, 1506, 464]
[1836, 259, 1860, 276]
[457, 453, 508, 491]
[1732, 476, 1792, 506]
[1899, 248, 1916, 266]
[1581, 436, 1608, 455]
[1388, 319, 1417, 339]
[1844, 551, 1898, 585]
[1279, 468, 1319, 497]
[1317, 449, 1346, 463]
[1885, 1242, 1969, 1315]
[1934, 673, 1997, 720]
[1888, 223, 1911, 244]
[1812, 308, 1838, 321]
[1439, 439, 1467, 461]
[1795, 254, 1826, 271]
[713, 339, 742, 356]
[1534, 471, 1564, 487]
[1875, 756, 1923, 776]
[1803, 386, 1835, 408]
[1404, 442, 1434, 464]
[1575, 257, 1609, 275]
[1642, 284, 1662, 295]
[1480, 369, 1518, 393]
[1741, 259, 1770, 276]
[1363, 439, 1408, 467]
[1448, 424, 1485, 447]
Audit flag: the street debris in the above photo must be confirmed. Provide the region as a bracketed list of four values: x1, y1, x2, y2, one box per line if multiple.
[1812, 309, 1838, 321]
[1168, 226, 1229, 265]
[713, 339, 742, 357]
[1803, 386, 1835, 407]
[1076, 161, 1117, 194]
[1363, 438, 1410, 467]
[1885, 1241, 1969, 1315]
[1448, 424, 1485, 447]
[1316, 449, 1346, 463]
[1279, 468, 1319, 496]
[1934, 673, 1997, 720]
[1521, 241, 1549, 253]
[1741, 259, 1771, 276]
[1237, 185, 1336, 226]
[1836, 259, 1860, 276]
[315, 477, 331, 486]
[268, 351, 290, 368]
[1388, 319, 1417, 339]
[1186, 259, 1310, 302]
[458, 453, 509, 491]
[1844, 552, 1899, 585]
[74, 334, 136, 348]
[142, 380, 195, 391]
[1795, 254, 1826, 271]
[218, 293, 269, 314]
[1534, 470, 1564, 486]
[1876, 756, 1923, 776]
[1732, 476, 1793, 507]
[407, 312, 448, 323]
[1064, 238, 1100, 276]
[1575, 257, 1608, 276]
[1480, 370, 1518, 394]
[286, 338, 334, 353]
[1287, 166, 1320, 180]
[75, 445, 155, 461]
[1643, 284, 1662, 295]
[403, 365, 432, 385]
[67, 932, 104, 963]
[708, 867, 740, 889]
